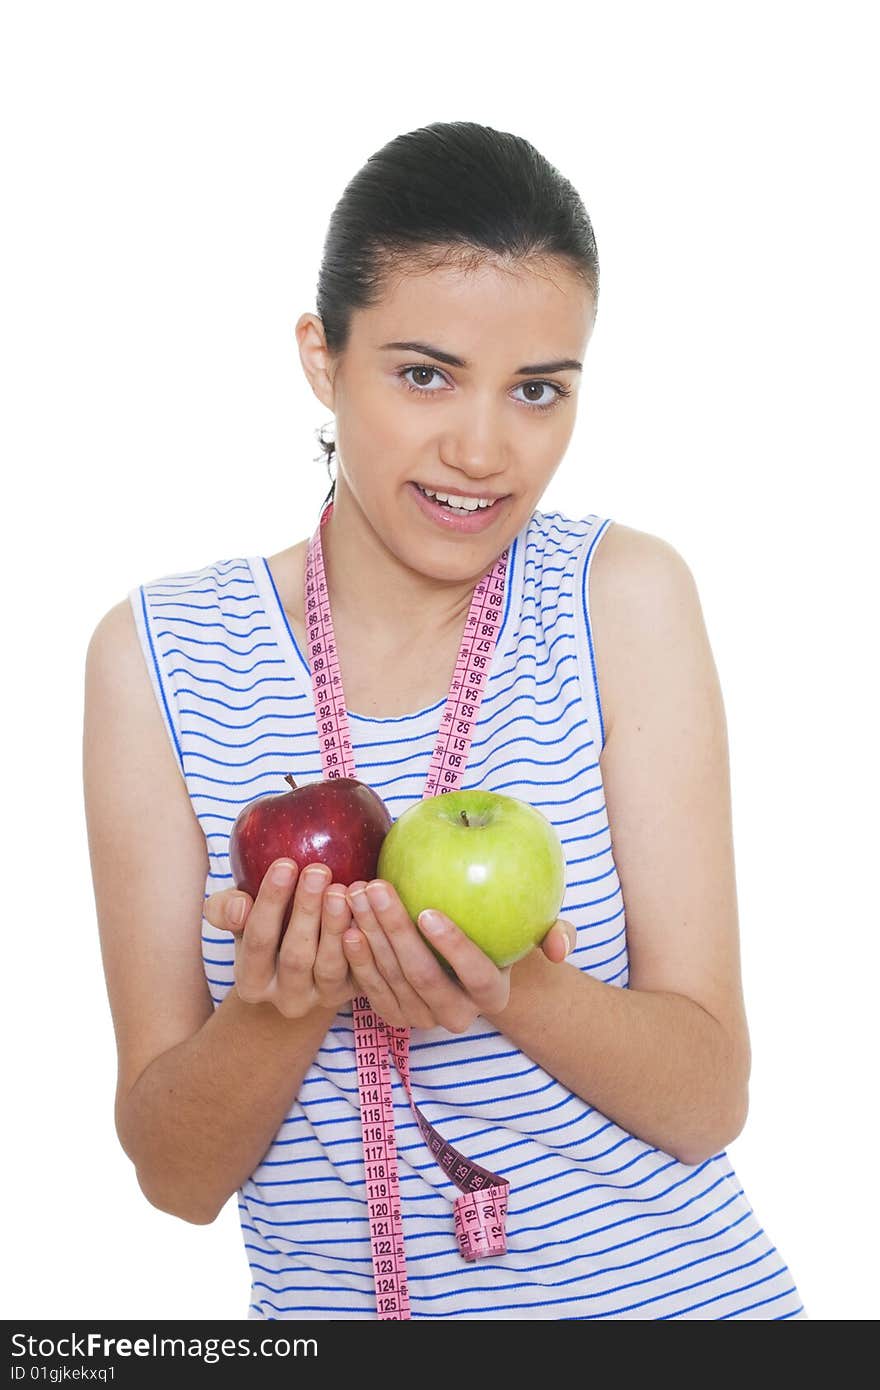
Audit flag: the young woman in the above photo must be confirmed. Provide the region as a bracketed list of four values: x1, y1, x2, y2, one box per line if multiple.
[83, 121, 807, 1320]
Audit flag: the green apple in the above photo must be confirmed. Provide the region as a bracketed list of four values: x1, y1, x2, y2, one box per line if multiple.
[376, 789, 567, 969]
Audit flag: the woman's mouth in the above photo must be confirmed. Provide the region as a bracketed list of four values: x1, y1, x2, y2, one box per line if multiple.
[408, 481, 510, 533]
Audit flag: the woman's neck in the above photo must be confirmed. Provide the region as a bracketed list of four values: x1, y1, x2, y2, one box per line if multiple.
[319, 486, 486, 653]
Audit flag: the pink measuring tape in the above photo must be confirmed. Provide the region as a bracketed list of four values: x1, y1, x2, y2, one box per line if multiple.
[304, 499, 511, 1320]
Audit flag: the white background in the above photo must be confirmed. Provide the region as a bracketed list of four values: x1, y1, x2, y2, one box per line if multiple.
[3, 1, 877, 1322]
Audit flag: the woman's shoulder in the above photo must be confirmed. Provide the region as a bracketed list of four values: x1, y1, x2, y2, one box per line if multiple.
[520, 503, 688, 581]
[586, 518, 697, 602]
[585, 519, 708, 749]
[116, 553, 259, 673]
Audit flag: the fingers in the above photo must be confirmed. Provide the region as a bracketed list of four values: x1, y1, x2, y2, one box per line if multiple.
[314, 886, 354, 996]
[540, 920, 576, 964]
[204, 888, 251, 934]
[234, 859, 300, 1004]
[406, 909, 510, 1023]
[276, 862, 331, 985]
[346, 884, 431, 1020]
[341, 919, 414, 1028]
[345, 883, 475, 1031]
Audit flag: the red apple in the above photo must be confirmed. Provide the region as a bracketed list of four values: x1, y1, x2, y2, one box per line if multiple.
[229, 774, 392, 931]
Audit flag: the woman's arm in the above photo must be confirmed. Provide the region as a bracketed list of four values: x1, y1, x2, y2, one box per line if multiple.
[482, 951, 747, 1166]
[487, 527, 751, 1164]
[117, 991, 337, 1224]
[83, 601, 338, 1225]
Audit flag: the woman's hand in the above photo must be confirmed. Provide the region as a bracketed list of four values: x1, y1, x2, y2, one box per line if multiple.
[341, 879, 577, 1032]
[203, 859, 358, 1018]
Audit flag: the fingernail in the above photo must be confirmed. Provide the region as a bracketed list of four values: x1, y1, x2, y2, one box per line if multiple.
[304, 866, 329, 890]
[367, 882, 390, 910]
[271, 862, 295, 887]
[229, 897, 246, 926]
[418, 910, 446, 937]
[325, 893, 346, 916]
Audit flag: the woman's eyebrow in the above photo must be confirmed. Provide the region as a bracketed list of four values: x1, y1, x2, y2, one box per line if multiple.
[379, 340, 583, 374]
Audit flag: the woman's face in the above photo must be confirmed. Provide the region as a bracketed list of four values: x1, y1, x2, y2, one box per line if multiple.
[298, 251, 595, 566]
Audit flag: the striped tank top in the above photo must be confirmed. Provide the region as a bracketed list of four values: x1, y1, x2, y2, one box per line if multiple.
[128, 506, 807, 1320]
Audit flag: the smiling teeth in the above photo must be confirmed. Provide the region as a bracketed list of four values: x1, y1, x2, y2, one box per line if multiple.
[420, 487, 497, 511]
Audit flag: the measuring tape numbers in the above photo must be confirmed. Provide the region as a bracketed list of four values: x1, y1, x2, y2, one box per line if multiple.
[303, 500, 511, 1320]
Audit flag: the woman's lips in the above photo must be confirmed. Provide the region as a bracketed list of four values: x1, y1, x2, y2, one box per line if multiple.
[408, 481, 509, 534]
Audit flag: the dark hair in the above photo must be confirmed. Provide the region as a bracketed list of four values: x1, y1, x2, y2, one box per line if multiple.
[312, 120, 600, 508]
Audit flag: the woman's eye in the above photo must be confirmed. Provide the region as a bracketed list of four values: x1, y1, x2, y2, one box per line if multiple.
[512, 381, 561, 409]
[401, 365, 446, 391]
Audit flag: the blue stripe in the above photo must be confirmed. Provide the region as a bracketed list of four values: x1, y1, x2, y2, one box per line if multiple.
[578, 516, 614, 751]
[241, 1188, 748, 1268]
[249, 1228, 768, 1303]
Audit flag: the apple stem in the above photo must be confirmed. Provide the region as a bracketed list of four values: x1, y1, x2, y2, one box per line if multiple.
[284, 775, 298, 791]
[460, 811, 470, 827]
